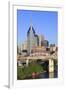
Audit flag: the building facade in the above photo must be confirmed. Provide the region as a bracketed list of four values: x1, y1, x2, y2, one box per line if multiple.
[30, 46, 49, 56]
[21, 40, 27, 51]
[38, 35, 49, 47]
[43, 40, 49, 47]
[38, 35, 44, 46]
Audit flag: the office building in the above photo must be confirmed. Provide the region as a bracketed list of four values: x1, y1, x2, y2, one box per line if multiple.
[27, 23, 39, 54]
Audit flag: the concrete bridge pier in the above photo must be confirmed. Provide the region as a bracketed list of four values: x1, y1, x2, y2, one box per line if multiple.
[49, 72, 54, 78]
[49, 59, 54, 73]
[26, 59, 29, 67]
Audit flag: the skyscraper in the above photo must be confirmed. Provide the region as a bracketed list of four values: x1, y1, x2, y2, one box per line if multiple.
[38, 35, 49, 47]
[43, 40, 49, 47]
[38, 35, 44, 46]
[27, 23, 39, 55]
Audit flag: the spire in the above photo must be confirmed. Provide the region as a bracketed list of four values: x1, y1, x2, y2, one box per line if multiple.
[30, 17, 32, 31]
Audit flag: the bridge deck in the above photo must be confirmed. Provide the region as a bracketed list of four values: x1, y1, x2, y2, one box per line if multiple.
[17, 55, 57, 61]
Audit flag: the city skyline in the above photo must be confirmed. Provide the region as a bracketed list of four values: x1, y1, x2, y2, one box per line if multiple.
[17, 10, 58, 46]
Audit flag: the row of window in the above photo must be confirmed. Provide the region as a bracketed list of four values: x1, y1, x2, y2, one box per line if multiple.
[30, 52, 49, 56]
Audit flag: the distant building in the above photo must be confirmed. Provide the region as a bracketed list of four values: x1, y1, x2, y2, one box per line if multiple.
[38, 35, 44, 46]
[50, 44, 55, 47]
[21, 40, 27, 51]
[27, 23, 39, 55]
[21, 40, 28, 56]
[38, 35, 49, 47]
[35, 34, 39, 47]
[17, 44, 22, 55]
[30, 46, 49, 56]
[21, 50, 28, 56]
[50, 44, 57, 52]
[43, 40, 49, 47]
[32, 46, 46, 53]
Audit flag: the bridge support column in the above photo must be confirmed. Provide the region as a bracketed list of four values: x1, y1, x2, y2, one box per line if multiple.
[49, 59, 54, 73]
[49, 72, 54, 78]
[26, 59, 29, 67]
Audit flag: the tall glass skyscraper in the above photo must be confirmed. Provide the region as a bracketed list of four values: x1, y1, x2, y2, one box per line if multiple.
[27, 24, 39, 55]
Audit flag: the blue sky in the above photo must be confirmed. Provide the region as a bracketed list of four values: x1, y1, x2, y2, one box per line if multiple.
[17, 10, 58, 45]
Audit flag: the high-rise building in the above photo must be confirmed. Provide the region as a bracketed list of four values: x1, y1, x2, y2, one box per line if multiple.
[38, 35, 49, 47]
[35, 34, 39, 46]
[27, 23, 39, 55]
[43, 40, 49, 47]
[38, 35, 44, 46]
[21, 40, 27, 51]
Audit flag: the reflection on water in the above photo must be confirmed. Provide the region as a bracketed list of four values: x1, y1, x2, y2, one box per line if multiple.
[39, 71, 57, 79]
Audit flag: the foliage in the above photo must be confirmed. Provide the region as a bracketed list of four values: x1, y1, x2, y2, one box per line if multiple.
[17, 62, 43, 79]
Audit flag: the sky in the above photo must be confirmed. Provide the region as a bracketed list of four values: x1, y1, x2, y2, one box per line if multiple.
[17, 10, 58, 46]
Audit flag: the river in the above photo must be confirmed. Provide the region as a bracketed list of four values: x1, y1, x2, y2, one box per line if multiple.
[38, 70, 58, 79]
[24, 70, 58, 79]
